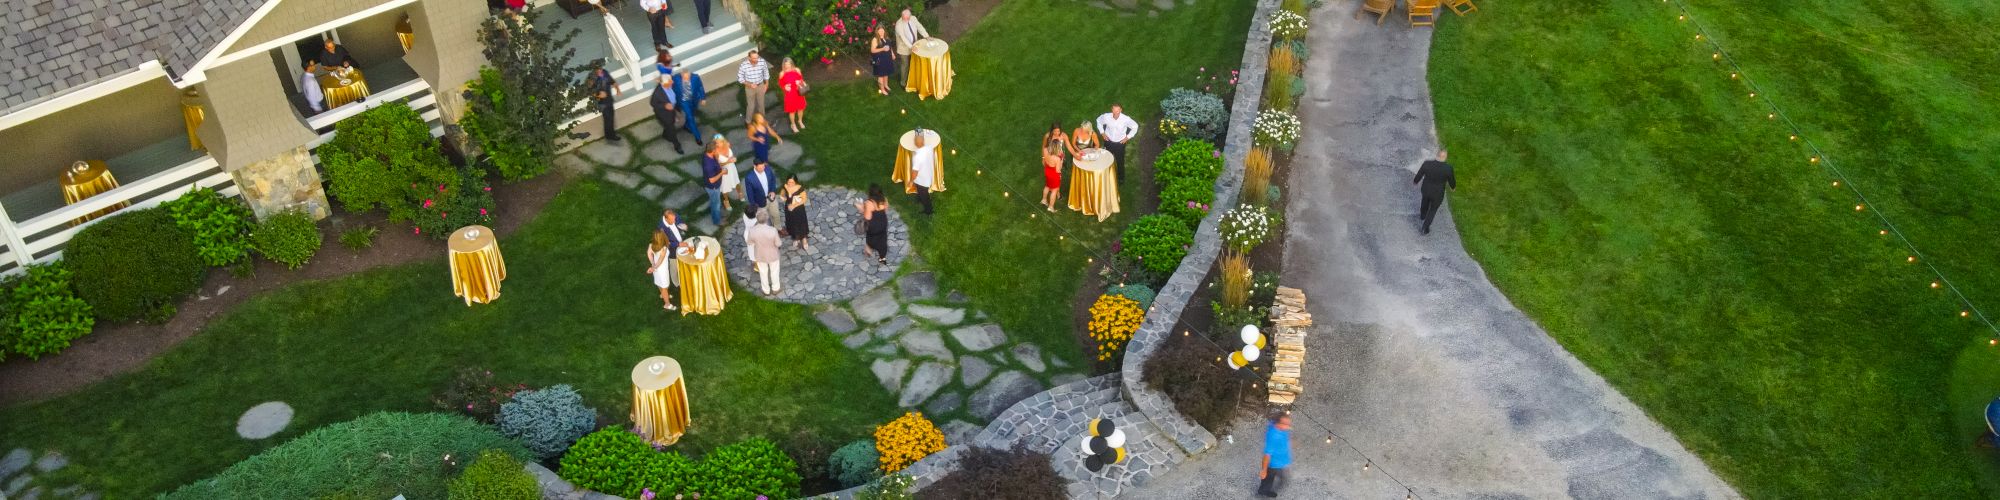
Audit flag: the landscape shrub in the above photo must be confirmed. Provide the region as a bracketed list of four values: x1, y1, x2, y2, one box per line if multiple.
[468, 11, 594, 182]
[65, 208, 204, 322]
[1143, 334, 1242, 433]
[0, 264, 93, 361]
[1088, 294, 1145, 362]
[1158, 177, 1216, 227]
[434, 367, 528, 422]
[1269, 10, 1309, 41]
[1243, 147, 1274, 206]
[251, 210, 322, 269]
[874, 412, 946, 474]
[1280, 0, 1309, 15]
[1157, 118, 1189, 142]
[1263, 70, 1297, 112]
[1119, 215, 1194, 274]
[1159, 89, 1228, 143]
[780, 430, 838, 487]
[414, 164, 498, 240]
[748, 0, 927, 65]
[1252, 109, 1302, 148]
[1105, 283, 1156, 310]
[1218, 252, 1251, 310]
[1251, 271, 1281, 311]
[162, 187, 255, 267]
[559, 429, 801, 499]
[1153, 139, 1222, 188]
[318, 103, 458, 223]
[161, 412, 530, 500]
[340, 225, 380, 251]
[448, 449, 539, 500]
[917, 447, 1065, 500]
[496, 384, 597, 459]
[854, 473, 914, 500]
[1220, 205, 1277, 253]
[829, 439, 883, 487]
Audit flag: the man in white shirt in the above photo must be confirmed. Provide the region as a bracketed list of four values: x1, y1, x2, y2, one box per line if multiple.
[893, 9, 930, 89]
[910, 130, 937, 215]
[736, 50, 772, 122]
[299, 60, 326, 114]
[1095, 104, 1140, 177]
[640, 0, 672, 52]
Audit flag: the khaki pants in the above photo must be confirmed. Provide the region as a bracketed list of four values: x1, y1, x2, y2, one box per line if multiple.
[755, 260, 781, 293]
[744, 83, 767, 121]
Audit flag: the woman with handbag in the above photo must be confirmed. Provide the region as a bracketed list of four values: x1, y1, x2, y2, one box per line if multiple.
[779, 58, 809, 132]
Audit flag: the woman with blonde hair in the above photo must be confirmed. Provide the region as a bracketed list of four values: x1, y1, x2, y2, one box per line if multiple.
[645, 230, 678, 311]
[1069, 121, 1100, 157]
[778, 57, 809, 132]
[1040, 122, 1069, 212]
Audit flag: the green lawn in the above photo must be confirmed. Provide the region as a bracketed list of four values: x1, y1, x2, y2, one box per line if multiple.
[791, 0, 1254, 366]
[0, 179, 897, 497]
[1430, 1, 2000, 497]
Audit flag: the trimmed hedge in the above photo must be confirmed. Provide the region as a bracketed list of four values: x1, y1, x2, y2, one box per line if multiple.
[162, 412, 531, 499]
[559, 429, 802, 500]
[65, 208, 205, 322]
[1118, 215, 1194, 274]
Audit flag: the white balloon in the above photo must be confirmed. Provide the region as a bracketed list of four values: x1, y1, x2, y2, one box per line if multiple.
[1240, 325, 1261, 345]
[1080, 435, 1096, 455]
[1106, 429, 1127, 449]
[1241, 345, 1260, 362]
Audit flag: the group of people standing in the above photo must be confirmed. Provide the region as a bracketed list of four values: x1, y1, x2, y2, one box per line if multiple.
[868, 9, 932, 96]
[1035, 105, 1141, 211]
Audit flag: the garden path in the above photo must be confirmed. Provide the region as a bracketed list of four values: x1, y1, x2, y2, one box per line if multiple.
[564, 96, 1088, 430]
[1128, 9, 1740, 500]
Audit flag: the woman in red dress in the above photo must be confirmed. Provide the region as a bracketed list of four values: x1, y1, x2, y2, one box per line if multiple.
[778, 58, 808, 132]
[1040, 122, 1069, 212]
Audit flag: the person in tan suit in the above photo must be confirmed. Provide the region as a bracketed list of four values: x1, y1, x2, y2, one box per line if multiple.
[892, 9, 930, 89]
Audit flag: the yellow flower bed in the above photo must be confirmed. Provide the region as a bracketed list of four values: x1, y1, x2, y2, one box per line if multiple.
[1088, 294, 1146, 361]
[874, 411, 947, 473]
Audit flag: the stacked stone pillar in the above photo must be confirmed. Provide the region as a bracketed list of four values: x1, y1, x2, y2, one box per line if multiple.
[1266, 286, 1309, 405]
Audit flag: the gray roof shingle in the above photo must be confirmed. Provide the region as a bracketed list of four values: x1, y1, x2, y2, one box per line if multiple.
[1, 0, 267, 113]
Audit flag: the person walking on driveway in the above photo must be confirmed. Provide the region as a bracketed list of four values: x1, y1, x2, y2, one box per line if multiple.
[1259, 413, 1293, 497]
[1412, 149, 1457, 235]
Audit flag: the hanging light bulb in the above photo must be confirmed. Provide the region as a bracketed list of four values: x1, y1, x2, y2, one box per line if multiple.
[1730, 72, 1739, 79]
[1324, 435, 1333, 444]
[1789, 134, 1798, 141]
[1963, 311, 1972, 318]
[1831, 181, 1840, 187]
[1932, 281, 1942, 289]
[1854, 204, 1864, 211]
[1749, 92, 1758, 98]
[1767, 113, 1776, 120]
[1879, 229, 1888, 235]
[1989, 338, 1996, 346]
[1712, 52, 1721, 60]
[1363, 462, 1371, 471]
[1907, 256, 1916, 263]
[1809, 156, 1820, 163]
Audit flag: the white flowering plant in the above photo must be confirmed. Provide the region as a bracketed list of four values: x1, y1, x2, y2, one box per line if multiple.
[1252, 109, 1301, 148]
[1270, 11, 1309, 41]
[1220, 205, 1279, 253]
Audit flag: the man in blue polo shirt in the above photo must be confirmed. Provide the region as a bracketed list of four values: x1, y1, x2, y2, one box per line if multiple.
[1259, 413, 1293, 497]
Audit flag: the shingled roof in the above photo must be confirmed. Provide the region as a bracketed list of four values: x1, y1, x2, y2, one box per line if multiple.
[1, 0, 267, 113]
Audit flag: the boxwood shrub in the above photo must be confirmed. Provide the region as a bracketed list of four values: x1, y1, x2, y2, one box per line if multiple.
[0, 263, 93, 360]
[251, 210, 323, 269]
[559, 429, 801, 499]
[1119, 215, 1194, 274]
[65, 208, 205, 322]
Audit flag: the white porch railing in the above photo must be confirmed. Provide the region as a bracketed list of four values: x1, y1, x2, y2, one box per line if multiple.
[0, 154, 239, 276]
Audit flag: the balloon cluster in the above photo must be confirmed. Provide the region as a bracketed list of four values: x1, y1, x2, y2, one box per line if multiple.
[1228, 324, 1268, 370]
[1080, 418, 1128, 473]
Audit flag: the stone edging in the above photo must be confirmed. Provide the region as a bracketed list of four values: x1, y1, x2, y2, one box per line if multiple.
[1118, 0, 1281, 456]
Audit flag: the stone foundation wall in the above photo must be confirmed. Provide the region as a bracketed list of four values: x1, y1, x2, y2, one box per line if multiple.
[230, 146, 331, 221]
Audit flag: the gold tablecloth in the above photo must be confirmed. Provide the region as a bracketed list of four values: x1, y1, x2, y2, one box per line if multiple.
[904, 38, 954, 100]
[891, 129, 946, 194]
[397, 17, 416, 53]
[180, 91, 205, 151]
[631, 356, 690, 446]
[1067, 148, 1120, 221]
[319, 68, 372, 108]
[448, 225, 506, 305]
[675, 236, 732, 315]
[60, 160, 128, 225]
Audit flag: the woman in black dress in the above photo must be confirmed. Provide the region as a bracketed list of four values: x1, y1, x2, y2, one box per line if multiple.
[858, 183, 890, 265]
[782, 175, 811, 251]
[870, 27, 896, 96]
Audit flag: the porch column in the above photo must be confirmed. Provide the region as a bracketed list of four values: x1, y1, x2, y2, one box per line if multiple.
[201, 55, 331, 221]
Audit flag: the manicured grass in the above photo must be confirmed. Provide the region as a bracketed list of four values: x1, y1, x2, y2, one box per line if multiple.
[1430, 1, 2000, 497]
[790, 0, 1254, 366]
[0, 179, 897, 497]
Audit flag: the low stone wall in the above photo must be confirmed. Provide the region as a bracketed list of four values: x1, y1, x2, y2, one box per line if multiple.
[1118, 0, 1280, 456]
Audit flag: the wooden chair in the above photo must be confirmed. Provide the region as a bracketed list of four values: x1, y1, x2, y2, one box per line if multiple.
[1356, 0, 1394, 25]
[1445, 0, 1478, 15]
[1408, 0, 1440, 26]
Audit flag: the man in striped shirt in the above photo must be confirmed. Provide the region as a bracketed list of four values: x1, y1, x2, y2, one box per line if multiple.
[737, 50, 772, 123]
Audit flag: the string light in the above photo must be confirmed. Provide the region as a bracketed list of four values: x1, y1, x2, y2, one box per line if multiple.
[1831, 181, 1840, 187]
[1854, 204, 1864, 211]
[1879, 230, 1889, 235]
[1712, 52, 1721, 60]
[1789, 134, 1798, 141]
[1932, 281, 1943, 289]
[1907, 256, 1917, 263]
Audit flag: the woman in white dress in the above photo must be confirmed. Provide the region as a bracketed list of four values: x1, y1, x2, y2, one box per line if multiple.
[713, 133, 742, 211]
[647, 230, 678, 311]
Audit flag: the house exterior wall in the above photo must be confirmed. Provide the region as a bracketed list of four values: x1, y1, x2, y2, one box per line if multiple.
[404, 0, 488, 124]
[338, 9, 409, 67]
[0, 78, 185, 195]
[228, 0, 405, 55]
[202, 53, 318, 173]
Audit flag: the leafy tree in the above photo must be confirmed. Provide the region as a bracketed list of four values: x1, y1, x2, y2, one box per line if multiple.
[465, 10, 596, 182]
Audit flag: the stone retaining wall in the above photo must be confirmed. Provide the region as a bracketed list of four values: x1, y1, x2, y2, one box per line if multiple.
[1117, 0, 1281, 456]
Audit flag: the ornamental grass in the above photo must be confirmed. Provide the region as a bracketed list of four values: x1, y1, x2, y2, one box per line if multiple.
[1219, 252, 1252, 310]
[1244, 147, 1274, 206]
[874, 412, 946, 474]
[1088, 294, 1147, 361]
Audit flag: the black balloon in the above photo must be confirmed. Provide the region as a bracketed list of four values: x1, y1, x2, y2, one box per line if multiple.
[1092, 419, 1117, 437]
[1084, 454, 1105, 472]
[1088, 437, 1110, 456]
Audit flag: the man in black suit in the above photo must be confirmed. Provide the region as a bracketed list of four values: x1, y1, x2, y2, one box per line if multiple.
[1412, 149, 1457, 235]
[649, 76, 684, 154]
[591, 65, 622, 143]
[317, 38, 356, 69]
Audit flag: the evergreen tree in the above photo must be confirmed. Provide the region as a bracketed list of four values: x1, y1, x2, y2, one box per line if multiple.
[464, 10, 598, 182]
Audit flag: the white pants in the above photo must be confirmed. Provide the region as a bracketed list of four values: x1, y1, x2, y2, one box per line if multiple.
[756, 260, 781, 293]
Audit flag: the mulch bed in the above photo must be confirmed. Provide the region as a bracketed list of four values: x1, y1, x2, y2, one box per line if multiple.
[0, 171, 570, 407]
